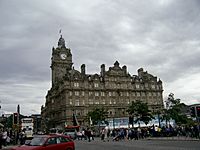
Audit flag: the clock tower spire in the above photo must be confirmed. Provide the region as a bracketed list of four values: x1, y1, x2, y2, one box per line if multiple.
[51, 35, 73, 86]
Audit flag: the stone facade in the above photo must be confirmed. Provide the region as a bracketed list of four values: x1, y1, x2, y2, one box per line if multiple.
[41, 36, 164, 129]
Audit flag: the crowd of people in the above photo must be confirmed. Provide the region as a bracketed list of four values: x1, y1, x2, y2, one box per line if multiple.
[98, 124, 200, 141]
[63, 124, 200, 142]
[76, 128, 95, 142]
[0, 128, 28, 149]
[0, 124, 199, 148]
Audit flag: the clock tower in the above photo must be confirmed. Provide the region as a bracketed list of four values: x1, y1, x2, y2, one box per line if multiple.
[51, 35, 73, 86]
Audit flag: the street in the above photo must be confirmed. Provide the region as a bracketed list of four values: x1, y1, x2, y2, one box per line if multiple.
[75, 138, 200, 150]
[3, 138, 200, 150]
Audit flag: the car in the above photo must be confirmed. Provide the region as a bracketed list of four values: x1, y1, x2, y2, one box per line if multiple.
[64, 130, 77, 140]
[11, 134, 75, 150]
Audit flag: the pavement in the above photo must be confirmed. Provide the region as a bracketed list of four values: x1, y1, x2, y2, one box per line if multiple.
[147, 136, 200, 141]
[1, 136, 199, 149]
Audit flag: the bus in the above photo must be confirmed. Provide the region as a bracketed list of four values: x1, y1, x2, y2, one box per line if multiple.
[21, 118, 34, 139]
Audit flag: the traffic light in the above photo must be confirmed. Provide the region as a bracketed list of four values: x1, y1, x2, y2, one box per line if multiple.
[196, 106, 200, 117]
[190, 107, 195, 117]
[13, 113, 18, 124]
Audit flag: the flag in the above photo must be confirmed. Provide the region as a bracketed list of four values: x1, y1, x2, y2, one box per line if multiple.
[72, 113, 79, 126]
[89, 117, 93, 126]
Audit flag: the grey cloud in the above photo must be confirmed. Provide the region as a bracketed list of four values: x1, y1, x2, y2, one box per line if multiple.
[0, 0, 200, 115]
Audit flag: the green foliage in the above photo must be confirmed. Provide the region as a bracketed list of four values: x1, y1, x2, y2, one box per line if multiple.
[7, 115, 13, 128]
[164, 93, 195, 126]
[127, 100, 154, 125]
[87, 107, 108, 125]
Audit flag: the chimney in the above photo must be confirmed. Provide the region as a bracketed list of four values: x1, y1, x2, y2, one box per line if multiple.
[138, 68, 144, 77]
[81, 64, 86, 75]
[100, 64, 105, 76]
[122, 65, 127, 74]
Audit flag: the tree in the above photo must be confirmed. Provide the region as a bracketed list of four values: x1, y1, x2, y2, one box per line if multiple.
[163, 93, 194, 126]
[127, 100, 154, 126]
[87, 107, 108, 125]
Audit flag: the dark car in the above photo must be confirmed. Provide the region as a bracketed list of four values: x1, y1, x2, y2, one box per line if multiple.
[11, 134, 75, 150]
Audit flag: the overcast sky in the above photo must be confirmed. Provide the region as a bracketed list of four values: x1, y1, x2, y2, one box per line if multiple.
[0, 0, 200, 116]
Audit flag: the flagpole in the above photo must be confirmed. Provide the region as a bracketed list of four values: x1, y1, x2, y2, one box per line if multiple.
[59, 29, 62, 37]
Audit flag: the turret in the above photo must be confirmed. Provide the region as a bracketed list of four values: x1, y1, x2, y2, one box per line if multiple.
[58, 35, 66, 48]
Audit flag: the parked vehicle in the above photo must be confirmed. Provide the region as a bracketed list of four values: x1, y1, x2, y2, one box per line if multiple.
[64, 125, 80, 140]
[11, 134, 75, 150]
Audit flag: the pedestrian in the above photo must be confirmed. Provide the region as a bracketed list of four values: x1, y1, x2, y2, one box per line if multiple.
[2, 128, 8, 147]
[86, 128, 91, 142]
[101, 128, 105, 141]
[19, 129, 26, 145]
[91, 130, 94, 140]
[0, 128, 3, 149]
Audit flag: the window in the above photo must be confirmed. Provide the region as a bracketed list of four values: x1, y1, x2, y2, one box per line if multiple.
[137, 92, 140, 97]
[47, 137, 56, 145]
[101, 92, 105, 96]
[109, 92, 112, 96]
[89, 99, 93, 104]
[82, 100, 85, 105]
[152, 84, 155, 89]
[95, 92, 99, 96]
[127, 99, 130, 104]
[69, 99, 72, 105]
[58, 136, 70, 143]
[75, 91, 79, 96]
[113, 100, 116, 104]
[56, 137, 61, 144]
[136, 84, 140, 89]
[69, 91, 72, 96]
[94, 83, 99, 88]
[109, 100, 112, 104]
[82, 91, 85, 96]
[75, 99, 80, 106]
[145, 83, 148, 88]
[95, 100, 99, 104]
[51, 99, 54, 103]
[89, 92, 93, 96]
[102, 99, 105, 104]
[74, 82, 79, 87]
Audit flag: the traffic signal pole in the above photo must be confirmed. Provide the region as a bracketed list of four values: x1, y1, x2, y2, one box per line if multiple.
[196, 106, 200, 138]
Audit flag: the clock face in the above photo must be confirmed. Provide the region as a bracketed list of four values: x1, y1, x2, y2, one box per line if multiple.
[60, 53, 67, 60]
